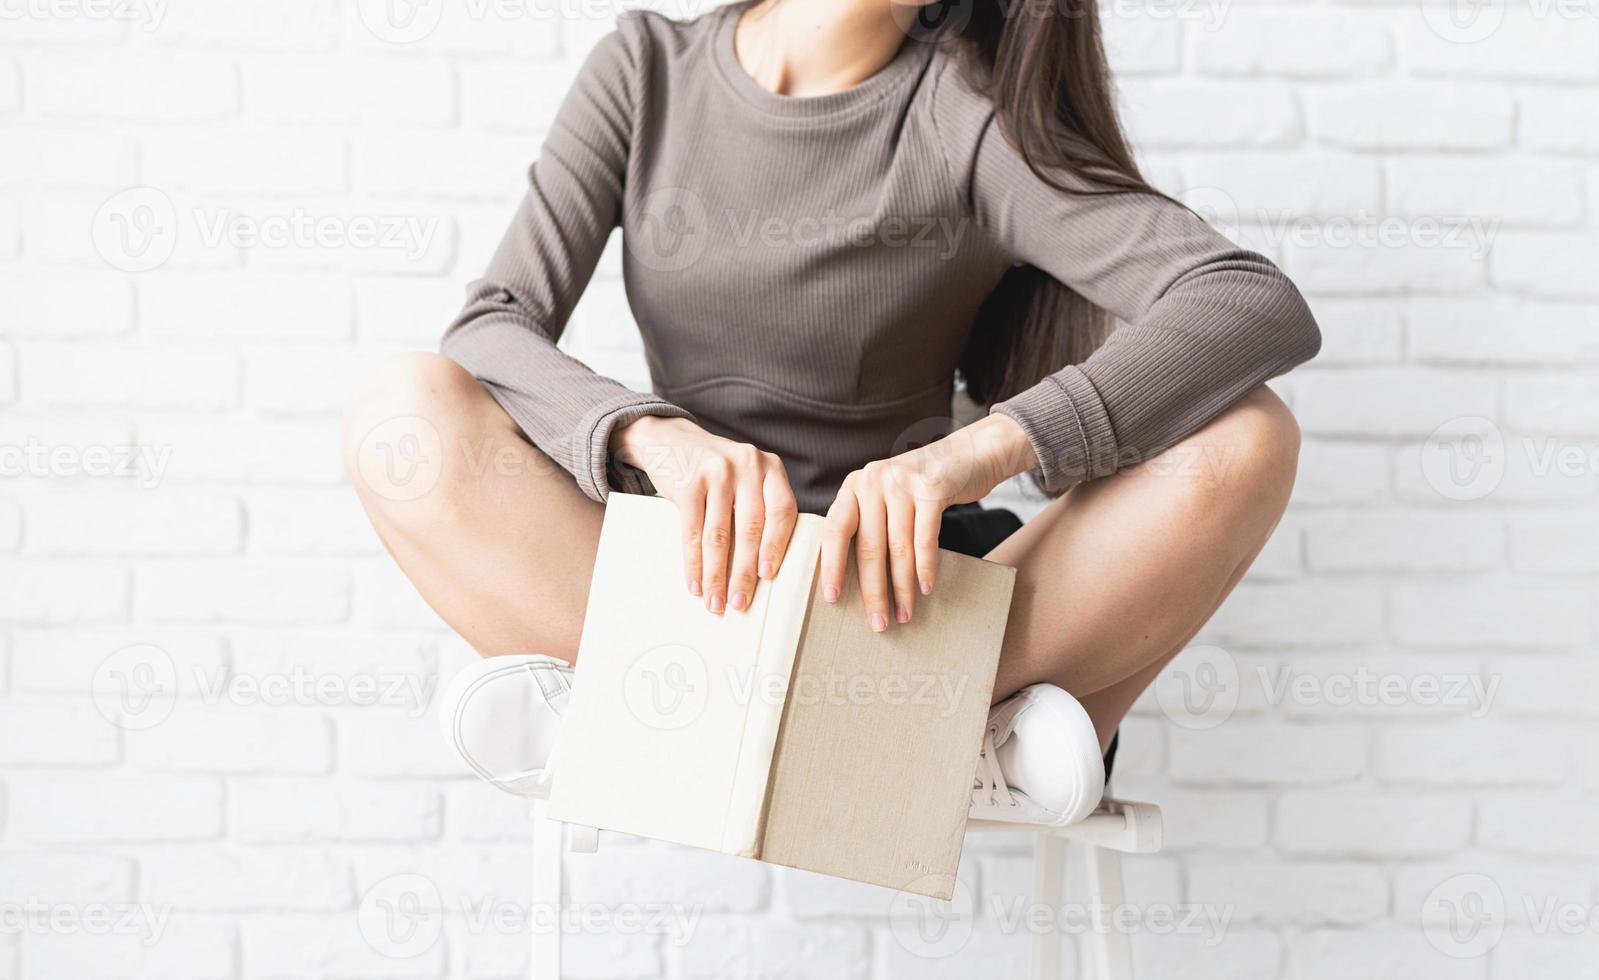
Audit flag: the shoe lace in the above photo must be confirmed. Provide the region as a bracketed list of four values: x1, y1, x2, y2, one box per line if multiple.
[974, 725, 1016, 808]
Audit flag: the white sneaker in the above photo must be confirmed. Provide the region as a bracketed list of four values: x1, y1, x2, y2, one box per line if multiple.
[970, 683, 1105, 827]
[437, 654, 573, 799]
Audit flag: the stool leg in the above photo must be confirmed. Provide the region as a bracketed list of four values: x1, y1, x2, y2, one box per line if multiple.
[1032, 832, 1068, 980]
[531, 801, 563, 980]
[1083, 844, 1133, 980]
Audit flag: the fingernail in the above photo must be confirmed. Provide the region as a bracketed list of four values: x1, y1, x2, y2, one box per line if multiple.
[731, 590, 748, 611]
[896, 603, 910, 624]
[920, 579, 932, 596]
[870, 612, 887, 632]
[689, 579, 701, 596]
[709, 593, 725, 614]
[759, 560, 773, 578]
[823, 584, 839, 602]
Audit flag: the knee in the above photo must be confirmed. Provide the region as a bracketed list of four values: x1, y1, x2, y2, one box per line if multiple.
[1180, 386, 1301, 511]
[341, 352, 483, 515]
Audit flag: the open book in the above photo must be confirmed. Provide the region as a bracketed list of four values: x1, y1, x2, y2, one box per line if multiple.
[549, 493, 1015, 898]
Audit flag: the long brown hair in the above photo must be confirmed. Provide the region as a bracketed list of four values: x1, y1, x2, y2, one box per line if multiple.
[917, 0, 1165, 408]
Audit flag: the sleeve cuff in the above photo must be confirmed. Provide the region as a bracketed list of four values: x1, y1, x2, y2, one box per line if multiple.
[577, 396, 694, 503]
[991, 366, 1119, 494]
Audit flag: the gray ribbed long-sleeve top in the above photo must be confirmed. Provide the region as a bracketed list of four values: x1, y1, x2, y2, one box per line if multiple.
[441, 7, 1321, 514]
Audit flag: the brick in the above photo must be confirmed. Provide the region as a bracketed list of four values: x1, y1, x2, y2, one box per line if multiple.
[27, 919, 236, 980]
[0, 57, 17, 115]
[1293, 441, 1390, 506]
[1101, 12, 1183, 75]
[1120, 80, 1300, 148]
[1294, 368, 1497, 437]
[245, 346, 374, 416]
[6, 775, 222, 841]
[1202, 584, 1385, 648]
[676, 920, 869, 980]
[1130, 929, 1281, 980]
[1109, 781, 1270, 850]
[1482, 654, 1599, 718]
[1377, 723, 1568, 786]
[443, 782, 535, 842]
[245, 488, 380, 554]
[1394, 436, 1599, 505]
[1289, 928, 1483, 980]
[1506, 373, 1599, 433]
[143, 129, 348, 195]
[0, 129, 140, 188]
[1400, 8, 1599, 80]
[138, 846, 351, 911]
[338, 713, 463, 777]
[1388, 156, 1583, 225]
[1168, 723, 1368, 786]
[875, 925, 1031, 980]
[140, 273, 352, 341]
[137, 561, 350, 624]
[1299, 298, 1402, 364]
[357, 276, 464, 344]
[243, 914, 443, 978]
[1410, 296, 1599, 365]
[1391, 585, 1591, 648]
[19, 344, 238, 411]
[1308, 83, 1513, 150]
[1395, 859, 1592, 928]
[135, 416, 344, 484]
[461, 62, 581, 132]
[1191, 11, 1391, 77]
[1276, 790, 1472, 857]
[153, 0, 341, 48]
[0, 560, 128, 623]
[1520, 86, 1599, 152]
[353, 130, 536, 201]
[1492, 933, 1599, 979]
[230, 778, 442, 842]
[1304, 512, 1504, 571]
[126, 705, 332, 773]
[1492, 233, 1599, 299]
[0, 852, 133, 904]
[351, 559, 449, 631]
[31, 56, 239, 122]
[0, 701, 120, 767]
[345, 2, 560, 56]
[566, 842, 768, 913]
[0, 272, 133, 337]
[0, 497, 18, 551]
[1188, 861, 1388, 925]
[11, 628, 226, 698]
[1282, 231, 1488, 294]
[1511, 513, 1599, 572]
[1479, 795, 1599, 857]
[27, 489, 242, 555]
[246, 57, 455, 126]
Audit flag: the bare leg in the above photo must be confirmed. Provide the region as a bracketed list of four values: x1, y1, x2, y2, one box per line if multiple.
[987, 386, 1301, 751]
[341, 353, 601, 659]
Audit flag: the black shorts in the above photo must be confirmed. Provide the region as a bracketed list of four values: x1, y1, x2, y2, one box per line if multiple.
[938, 503, 1120, 783]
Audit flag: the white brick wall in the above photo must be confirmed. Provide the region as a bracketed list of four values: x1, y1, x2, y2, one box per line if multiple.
[2, 1, 1595, 978]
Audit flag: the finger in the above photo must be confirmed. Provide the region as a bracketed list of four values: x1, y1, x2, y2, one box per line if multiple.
[914, 502, 942, 596]
[701, 477, 734, 615]
[727, 469, 764, 613]
[677, 483, 708, 597]
[885, 491, 917, 624]
[820, 489, 858, 604]
[758, 459, 798, 580]
[854, 489, 891, 633]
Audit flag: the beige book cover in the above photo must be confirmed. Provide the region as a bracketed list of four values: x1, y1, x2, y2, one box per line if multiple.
[549, 493, 1014, 899]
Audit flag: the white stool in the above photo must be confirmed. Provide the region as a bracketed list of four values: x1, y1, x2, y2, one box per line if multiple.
[529, 793, 1163, 980]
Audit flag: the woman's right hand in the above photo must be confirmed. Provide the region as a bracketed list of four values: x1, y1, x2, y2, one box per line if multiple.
[611, 415, 798, 616]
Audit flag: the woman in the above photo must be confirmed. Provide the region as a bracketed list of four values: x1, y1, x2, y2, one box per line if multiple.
[343, 0, 1318, 827]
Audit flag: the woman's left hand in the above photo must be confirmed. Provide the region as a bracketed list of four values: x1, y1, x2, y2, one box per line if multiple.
[820, 413, 1037, 632]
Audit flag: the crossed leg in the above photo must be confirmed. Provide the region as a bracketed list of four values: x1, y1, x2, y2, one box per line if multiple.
[343, 353, 1299, 747]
